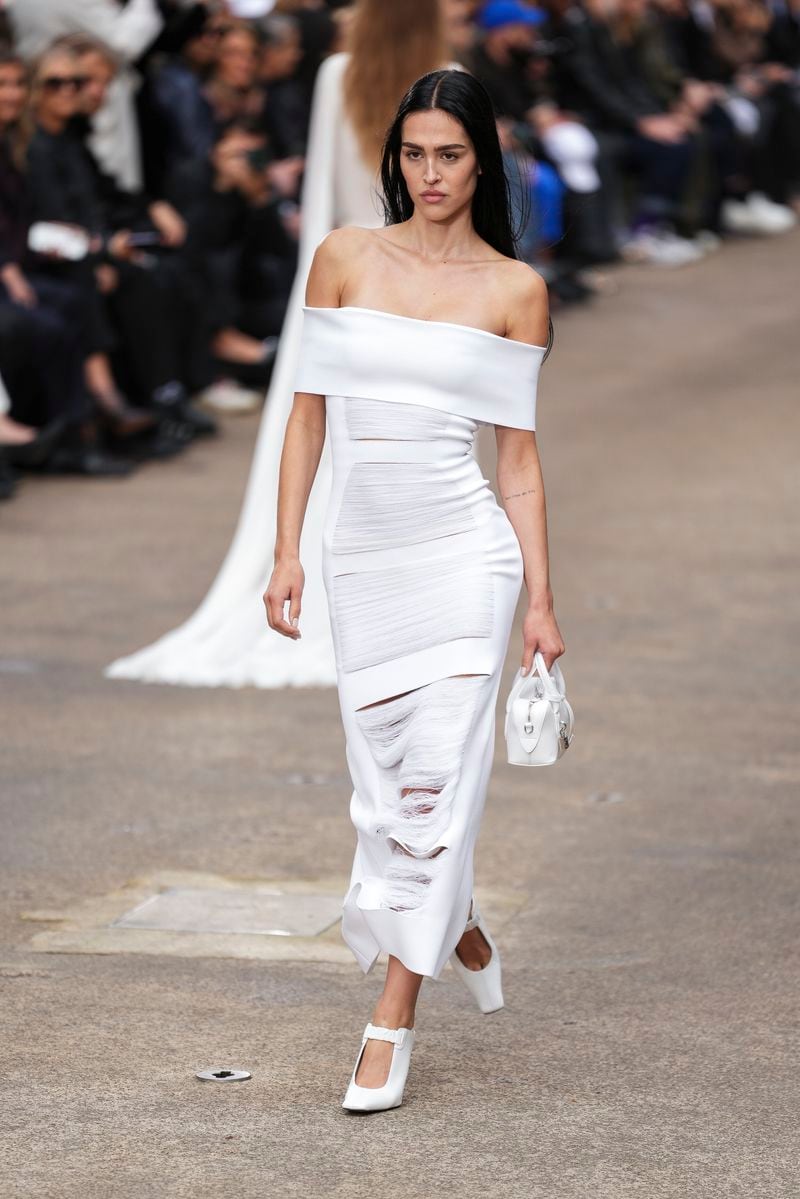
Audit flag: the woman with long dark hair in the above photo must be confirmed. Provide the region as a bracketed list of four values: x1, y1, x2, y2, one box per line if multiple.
[264, 68, 564, 1112]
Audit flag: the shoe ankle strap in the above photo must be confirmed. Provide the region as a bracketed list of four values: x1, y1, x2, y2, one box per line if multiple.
[464, 899, 481, 931]
[363, 1022, 410, 1047]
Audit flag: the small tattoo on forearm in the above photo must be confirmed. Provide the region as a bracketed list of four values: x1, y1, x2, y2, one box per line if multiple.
[503, 488, 536, 500]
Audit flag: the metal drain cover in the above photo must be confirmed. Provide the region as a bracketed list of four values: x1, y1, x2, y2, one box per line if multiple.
[196, 1068, 251, 1083]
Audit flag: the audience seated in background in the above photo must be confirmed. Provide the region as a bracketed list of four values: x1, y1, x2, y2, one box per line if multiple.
[0, 0, 797, 499]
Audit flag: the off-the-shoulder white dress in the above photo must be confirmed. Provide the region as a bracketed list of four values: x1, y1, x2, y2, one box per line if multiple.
[295, 305, 546, 980]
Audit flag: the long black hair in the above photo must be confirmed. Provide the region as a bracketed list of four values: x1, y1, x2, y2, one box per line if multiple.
[379, 69, 524, 260]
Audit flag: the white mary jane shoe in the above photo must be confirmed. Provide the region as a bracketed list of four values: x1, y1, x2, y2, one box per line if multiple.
[449, 897, 505, 1013]
[341, 1022, 416, 1112]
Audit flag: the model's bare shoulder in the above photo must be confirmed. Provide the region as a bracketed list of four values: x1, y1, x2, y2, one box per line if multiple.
[306, 228, 366, 306]
[311, 226, 368, 272]
[320, 225, 373, 257]
[503, 261, 550, 349]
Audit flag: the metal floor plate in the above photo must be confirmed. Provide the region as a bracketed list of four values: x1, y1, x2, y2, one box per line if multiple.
[111, 887, 343, 937]
[21, 869, 527, 964]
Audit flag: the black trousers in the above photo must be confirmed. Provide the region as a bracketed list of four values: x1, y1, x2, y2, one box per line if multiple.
[0, 274, 89, 426]
[36, 256, 184, 405]
[594, 127, 697, 230]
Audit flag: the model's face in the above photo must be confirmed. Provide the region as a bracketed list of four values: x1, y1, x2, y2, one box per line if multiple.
[400, 109, 481, 219]
[0, 63, 27, 127]
[77, 52, 114, 116]
[35, 53, 82, 123]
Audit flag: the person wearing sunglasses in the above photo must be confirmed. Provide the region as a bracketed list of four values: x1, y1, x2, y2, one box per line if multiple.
[26, 44, 210, 454]
[0, 43, 135, 477]
[40, 71, 87, 93]
[9, 0, 163, 191]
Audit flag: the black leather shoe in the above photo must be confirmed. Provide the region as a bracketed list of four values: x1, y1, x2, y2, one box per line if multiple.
[95, 400, 157, 437]
[4, 417, 68, 467]
[160, 414, 196, 445]
[130, 426, 190, 460]
[178, 401, 217, 436]
[104, 414, 192, 461]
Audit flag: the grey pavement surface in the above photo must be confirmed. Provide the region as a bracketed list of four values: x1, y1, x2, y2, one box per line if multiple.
[2, 234, 799, 1198]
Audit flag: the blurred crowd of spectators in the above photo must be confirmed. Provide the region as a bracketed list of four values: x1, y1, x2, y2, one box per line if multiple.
[1, 0, 798, 500]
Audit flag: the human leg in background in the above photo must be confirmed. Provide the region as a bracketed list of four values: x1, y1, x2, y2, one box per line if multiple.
[102, 258, 216, 438]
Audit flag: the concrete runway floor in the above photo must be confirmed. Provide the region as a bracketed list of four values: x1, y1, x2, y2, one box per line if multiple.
[2, 231, 798, 1198]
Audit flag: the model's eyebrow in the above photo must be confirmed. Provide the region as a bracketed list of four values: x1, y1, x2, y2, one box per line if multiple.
[401, 141, 467, 151]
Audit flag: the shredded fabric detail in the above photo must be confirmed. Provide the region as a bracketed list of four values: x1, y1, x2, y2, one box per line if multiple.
[332, 462, 476, 554]
[379, 849, 446, 913]
[355, 675, 488, 911]
[334, 553, 494, 672]
[345, 398, 451, 441]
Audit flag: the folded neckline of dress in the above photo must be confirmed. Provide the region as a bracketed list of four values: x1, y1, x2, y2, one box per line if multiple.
[301, 305, 548, 353]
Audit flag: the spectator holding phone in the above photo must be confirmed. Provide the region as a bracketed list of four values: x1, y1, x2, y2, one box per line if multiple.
[69, 33, 188, 251]
[165, 116, 299, 405]
[27, 40, 213, 445]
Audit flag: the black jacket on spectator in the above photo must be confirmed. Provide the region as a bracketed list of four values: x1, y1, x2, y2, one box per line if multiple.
[0, 135, 91, 426]
[667, 11, 730, 82]
[26, 125, 106, 236]
[166, 156, 296, 338]
[25, 123, 188, 400]
[263, 78, 308, 159]
[765, 11, 800, 67]
[552, 8, 675, 132]
[141, 57, 216, 188]
[70, 115, 152, 233]
[0, 136, 28, 270]
[166, 158, 294, 264]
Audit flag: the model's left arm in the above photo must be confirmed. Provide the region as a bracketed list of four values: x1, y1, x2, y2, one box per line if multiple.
[495, 267, 565, 676]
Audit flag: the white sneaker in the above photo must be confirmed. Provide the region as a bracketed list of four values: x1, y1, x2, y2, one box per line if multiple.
[449, 897, 505, 1013]
[621, 226, 704, 267]
[722, 193, 797, 235]
[747, 192, 797, 231]
[196, 379, 263, 413]
[341, 1022, 416, 1112]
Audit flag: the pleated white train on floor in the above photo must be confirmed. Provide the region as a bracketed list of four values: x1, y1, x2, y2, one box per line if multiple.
[104, 53, 384, 689]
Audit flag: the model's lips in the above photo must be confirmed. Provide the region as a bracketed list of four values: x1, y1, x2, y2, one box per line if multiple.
[420, 191, 446, 200]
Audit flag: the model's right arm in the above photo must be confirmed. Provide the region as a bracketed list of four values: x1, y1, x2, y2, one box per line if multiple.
[263, 231, 344, 640]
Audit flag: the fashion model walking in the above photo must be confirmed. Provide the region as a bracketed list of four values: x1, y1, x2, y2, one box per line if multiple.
[265, 68, 565, 1112]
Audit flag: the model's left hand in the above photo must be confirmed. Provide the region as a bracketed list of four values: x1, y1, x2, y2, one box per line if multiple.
[521, 603, 565, 675]
[263, 557, 305, 640]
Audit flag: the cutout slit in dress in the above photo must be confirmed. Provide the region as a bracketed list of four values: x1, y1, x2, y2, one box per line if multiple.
[294, 304, 546, 979]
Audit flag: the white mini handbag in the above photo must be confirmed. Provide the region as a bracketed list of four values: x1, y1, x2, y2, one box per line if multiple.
[504, 652, 574, 767]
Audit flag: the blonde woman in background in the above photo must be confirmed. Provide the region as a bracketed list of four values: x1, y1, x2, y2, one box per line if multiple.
[107, 0, 463, 689]
[9, 0, 162, 190]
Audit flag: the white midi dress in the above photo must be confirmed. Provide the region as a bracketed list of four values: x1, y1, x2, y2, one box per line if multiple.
[294, 304, 546, 980]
